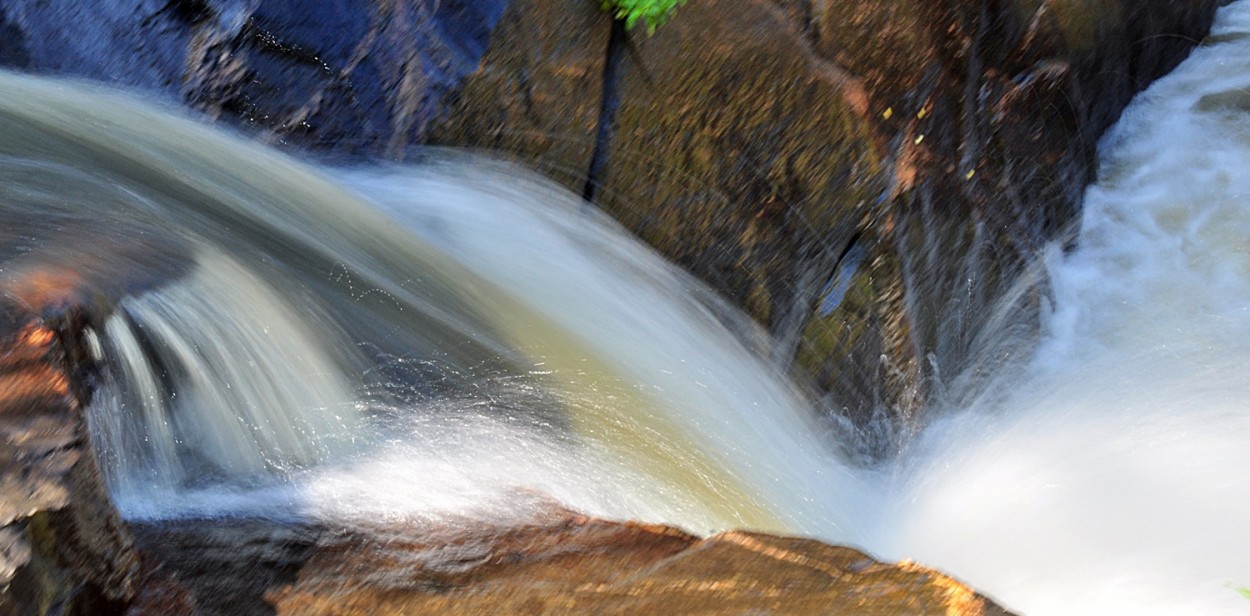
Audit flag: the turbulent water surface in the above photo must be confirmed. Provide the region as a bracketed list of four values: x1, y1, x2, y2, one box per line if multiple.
[869, 4, 1250, 612]
[2, 2, 1250, 614]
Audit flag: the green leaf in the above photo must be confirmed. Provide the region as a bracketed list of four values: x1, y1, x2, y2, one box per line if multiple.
[1237, 586, 1250, 601]
[600, 0, 687, 33]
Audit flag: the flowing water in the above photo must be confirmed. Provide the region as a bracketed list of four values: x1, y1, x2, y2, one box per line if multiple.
[2, 2, 1250, 613]
[868, 4, 1250, 611]
[0, 70, 866, 536]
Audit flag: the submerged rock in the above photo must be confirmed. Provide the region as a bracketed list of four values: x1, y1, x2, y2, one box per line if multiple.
[130, 510, 1015, 615]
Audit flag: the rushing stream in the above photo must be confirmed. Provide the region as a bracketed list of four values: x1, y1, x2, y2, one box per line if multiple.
[871, 5, 1250, 612]
[2, 2, 1250, 614]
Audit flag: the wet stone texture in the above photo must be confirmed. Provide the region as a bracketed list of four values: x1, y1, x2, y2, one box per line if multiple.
[0, 308, 138, 616]
[779, 0, 1223, 436]
[129, 509, 1016, 615]
[0, 0, 508, 155]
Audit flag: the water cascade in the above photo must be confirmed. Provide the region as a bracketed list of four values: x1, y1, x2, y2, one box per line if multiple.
[0, 1, 1249, 613]
[0, 71, 865, 536]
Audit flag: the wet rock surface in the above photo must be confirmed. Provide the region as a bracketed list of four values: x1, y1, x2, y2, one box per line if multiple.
[0, 308, 138, 616]
[0, 0, 507, 155]
[130, 509, 1015, 615]
[427, 0, 1220, 435]
[430, 0, 610, 190]
[784, 0, 1223, 431]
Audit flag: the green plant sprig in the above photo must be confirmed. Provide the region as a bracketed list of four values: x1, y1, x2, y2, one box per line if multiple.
[601, 0, 687, 34]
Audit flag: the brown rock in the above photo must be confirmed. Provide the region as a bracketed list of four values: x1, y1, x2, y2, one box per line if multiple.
[425, 0, 1217, 437]
[0, 310, 139, 616]
[126, 559, 198, 616]
[131, 510, 1014, 615]
[430, 0, 611, 191]
[810, 0, 1219, 430]
[598, 0, 882, 329]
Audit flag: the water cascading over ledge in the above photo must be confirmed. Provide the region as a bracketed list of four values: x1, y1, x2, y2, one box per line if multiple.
[0, 71, 870, 539]
[0, 3, 1246, 615]
[0, 69, 1014, 616]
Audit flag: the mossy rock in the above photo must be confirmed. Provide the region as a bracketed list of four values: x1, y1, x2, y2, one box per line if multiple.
[599, 0, 883, 327]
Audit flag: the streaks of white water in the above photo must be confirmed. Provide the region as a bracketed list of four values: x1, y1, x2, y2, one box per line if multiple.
[337, 163, 870, 537]
[0, 70, 869, 538]
[94, 248, 358, 502]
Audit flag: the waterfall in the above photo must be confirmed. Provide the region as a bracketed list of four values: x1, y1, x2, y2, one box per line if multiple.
[1, 1, 1249, 612]
[0, 71, 867, 536]
[89, 248, 358, 494]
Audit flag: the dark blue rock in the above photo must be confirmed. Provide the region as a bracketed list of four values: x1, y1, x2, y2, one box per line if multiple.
[0, 0, 191, 93]
[0, 9, 30, 67]
[0, 0, 511, 155]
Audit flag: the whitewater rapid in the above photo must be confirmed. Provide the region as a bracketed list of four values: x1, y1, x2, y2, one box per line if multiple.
[0, 1, 1248, 613]
[872, 3, 1250, 613]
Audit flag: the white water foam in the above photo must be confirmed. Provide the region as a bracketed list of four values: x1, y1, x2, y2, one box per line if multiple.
[337, 162, 870, 536]
[873, 3, 1250, 612]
